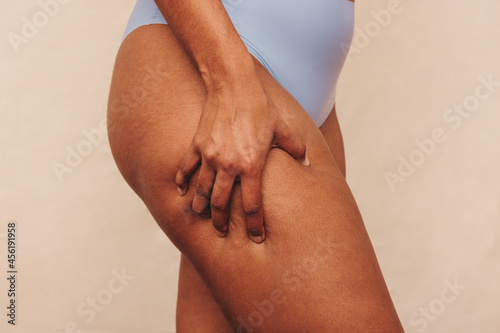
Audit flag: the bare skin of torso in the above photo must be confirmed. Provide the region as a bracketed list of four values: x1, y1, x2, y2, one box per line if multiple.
[108, 0, 403, 331]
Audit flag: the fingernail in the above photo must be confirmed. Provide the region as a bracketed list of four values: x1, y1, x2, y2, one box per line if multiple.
[250, 232, 265, 244]
[214, 227, 228, 238]
[302, 156, 310, 167]
[177, 186, 185, 196]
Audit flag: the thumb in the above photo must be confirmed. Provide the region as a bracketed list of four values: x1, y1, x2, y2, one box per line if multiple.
[273, 119, 309, 166]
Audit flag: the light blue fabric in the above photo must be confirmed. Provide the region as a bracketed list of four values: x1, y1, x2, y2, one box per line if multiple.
[122, 0, 355, 127]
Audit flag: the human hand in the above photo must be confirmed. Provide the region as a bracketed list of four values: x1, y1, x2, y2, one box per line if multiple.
[175, 74, 308, 243]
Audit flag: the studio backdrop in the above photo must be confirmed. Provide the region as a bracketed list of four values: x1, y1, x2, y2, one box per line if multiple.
[1, 0, 499, 332]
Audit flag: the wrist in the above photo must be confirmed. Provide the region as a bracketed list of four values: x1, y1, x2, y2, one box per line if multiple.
[198, 51, 258, 94]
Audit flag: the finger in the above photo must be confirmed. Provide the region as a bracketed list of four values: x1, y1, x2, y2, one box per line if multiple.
[210, 171, 236, 237]
[240, 173, 265, 243]
[175, 146, 201, 195]
[192, 161, 216, 214]
[273, 119, 309, 166]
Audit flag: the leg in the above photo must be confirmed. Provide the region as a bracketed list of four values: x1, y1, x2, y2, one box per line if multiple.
[108, 25, 403, 332]
[176, 254, 232, 332]
[175, 104, 348, 333]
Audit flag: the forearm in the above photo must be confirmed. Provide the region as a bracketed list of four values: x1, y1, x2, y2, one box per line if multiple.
[154, 0, 255, 91]
[157, 1, 308, 238]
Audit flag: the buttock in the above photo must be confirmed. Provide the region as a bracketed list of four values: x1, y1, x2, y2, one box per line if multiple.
[121, 0, 355, 127]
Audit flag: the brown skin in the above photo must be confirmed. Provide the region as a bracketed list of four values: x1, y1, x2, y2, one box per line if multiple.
[162, 1, 348, 327]
[154, 0, 308, 244]
[177, 255, 233, 332]
[176, 105, 346, 332]
[176, 4, 349, 330]
[108, 21, 403, 332]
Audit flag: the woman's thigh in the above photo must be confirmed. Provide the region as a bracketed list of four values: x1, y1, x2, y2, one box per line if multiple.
[108, 24, 402, 332]
[174, 106, 348, 333]
[176, 254, 232, 332]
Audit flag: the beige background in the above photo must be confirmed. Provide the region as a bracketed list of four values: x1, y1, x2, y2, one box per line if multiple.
[1, 0, 499, 332]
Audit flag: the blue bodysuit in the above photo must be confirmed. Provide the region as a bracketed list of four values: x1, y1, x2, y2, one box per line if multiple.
[122, 0, 355, 127]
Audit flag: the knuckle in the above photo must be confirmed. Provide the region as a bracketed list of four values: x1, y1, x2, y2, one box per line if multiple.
[211, 199, 227, 213]
[204, 152, 216, 164]
[203, 145, 218, 164]
[244, 202, 262, 216]
[192, 136, 204, 149]
[220, 159, 237, 174]
[240, 153, 257, 170]
[214, 179, 230, 193]
[241, 160, 259, 175]
[195, 183, 211, 199]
